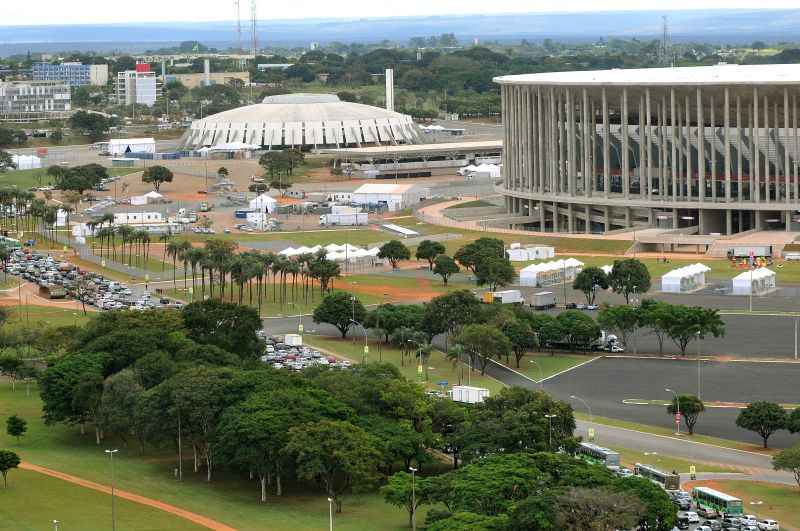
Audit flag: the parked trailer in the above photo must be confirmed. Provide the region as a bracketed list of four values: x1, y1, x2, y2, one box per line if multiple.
[532, 291, 556, 310]
[449, 385, 490, 404]
[483, 290, 524, 304]
[39, 284, 66, 299]
[730, 246, 772, 258]
[320, 213, 369, 226]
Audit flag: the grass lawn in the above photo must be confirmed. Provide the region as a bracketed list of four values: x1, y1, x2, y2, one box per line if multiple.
[0, 167, 137, 191]
[5, 305, 92, 328]
[608, 445, 737, 474]
[303, 335, 506, 395]
[0, 469, 205, 531]
[0, 381, 424, 531]
[184, 228, 390, 249]
[709, 481, 800, 528]
[444, 200, 495, 209]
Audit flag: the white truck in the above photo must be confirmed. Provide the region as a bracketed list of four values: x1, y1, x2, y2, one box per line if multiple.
[532, 291, 556, 310]
[485, 290, 524, 304]
[320, 212, 369, 226]
[449, 385, 490, 404]
[593, 331, 624, 352]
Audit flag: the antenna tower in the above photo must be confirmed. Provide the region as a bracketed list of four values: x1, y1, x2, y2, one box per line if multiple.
[660, 15, 673, 67]
[235, 0, 242, 52]
[250, 0, 258, 57]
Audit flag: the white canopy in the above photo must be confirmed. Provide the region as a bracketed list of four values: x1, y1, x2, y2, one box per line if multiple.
[519, 258, 584, 287]
[458, 164, 479, 176]
[11, 154, 41, 170]
[249, 194, 277, 213]
[210, 142, 260, 151]
[661, 263, 712, 293]
[600, 265, 613, 275]
[731, 267, 776, 295]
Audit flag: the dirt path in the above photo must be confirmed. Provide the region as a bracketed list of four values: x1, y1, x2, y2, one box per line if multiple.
[20, 462, 237, 531]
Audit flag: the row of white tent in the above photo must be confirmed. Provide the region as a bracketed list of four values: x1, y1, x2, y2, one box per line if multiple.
[11, 154, 42, 170]
[519, 258, 584, 287]
[458, 163, 501, 178]
[661, 263, 712, 293]
[279, 243, 381, 262]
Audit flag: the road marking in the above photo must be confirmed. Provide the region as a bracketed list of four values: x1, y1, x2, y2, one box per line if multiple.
[487, 355, 599, 383]
[621, 398, 798, 409]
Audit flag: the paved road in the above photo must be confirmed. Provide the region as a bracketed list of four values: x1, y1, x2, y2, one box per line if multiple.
[575, 420, 794, 486]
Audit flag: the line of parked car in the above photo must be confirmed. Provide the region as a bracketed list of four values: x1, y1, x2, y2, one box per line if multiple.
[669, 491, 779, 531]
[6, 250, 181, 312]
[258, 333, 352, 371]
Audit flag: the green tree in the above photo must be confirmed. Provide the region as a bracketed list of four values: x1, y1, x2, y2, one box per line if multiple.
[0, 450, 20, 488]
[313, 292, 367, 339]
[5, 415, 27, 442]
[475, 256, 515, 291]
[365, 304, 425, 343]
[456, 323, 512, 375]
[454, 238, 505, 275]
[284, 420, 381, 513]
[736, 401, 787, 448]
[433, 255, 459, 286]
[502, 319, 536, 368]
[382, 471, 434, 528]
[0, 128, 14, 148]
[787, 407, 800, 434]
[572, 267, 609, 305]
[597, 304, 640, 348]
[379, 240, 411, 269]
[637, 299, 672, 354]
[556, 310, 600, 351]
[50, 129, 64, 145]
[666, 395, 705, 435]
[141, 165, 174, 192]
[773, 444, 800, 491]
[69, 111, 110, 142]
[416, 240, 446, 270]
[0, 151, 14, 172]
[182, 299, 262, 358]
[555, 487, 645, 530]
[663, 305, 725, 355]
[427, 512, 508, 531]
[422, 290, 483, 341]
[609, 259, 651, 304]
[98, 370, 144, 448]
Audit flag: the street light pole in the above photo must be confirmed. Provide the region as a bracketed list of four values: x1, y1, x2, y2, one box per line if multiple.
[408, 339, 426, 381]
[528, 359, 544, 390]
[409, 467, 418, 531]
[105, 449, 119, 531]
[327, 497, 334, 531]
[52, 520, 59, 531]
[350, 319, 368, 364]
[544, 414, 557, 450]
[665, 388, 680, 436]
[696, 331, 701, 399]
[570, 395, 593, 424]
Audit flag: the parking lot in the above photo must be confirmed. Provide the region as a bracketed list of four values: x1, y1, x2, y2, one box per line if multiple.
[258, 333, 352, 371]
[542, 357, 800, 448]
[665, 487, 777, 531]
[6, 250, 181, 312]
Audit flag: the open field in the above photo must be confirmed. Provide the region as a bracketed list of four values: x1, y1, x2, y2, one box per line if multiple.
[0, 167, 138, 190]
[0, 469, 205, 531]
[304, 335, 506, 394]
[498, 352, 596, 381]
[444, 200, 494, 209]
[0, 381, 423, 531]
[690, 480, 800, 530]
[5, 305, 92, 327]
[183, 228, 391, 249]
[609, 445, 737, 474]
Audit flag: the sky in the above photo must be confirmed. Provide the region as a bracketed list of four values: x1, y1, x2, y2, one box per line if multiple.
[5, 0, 800, 26]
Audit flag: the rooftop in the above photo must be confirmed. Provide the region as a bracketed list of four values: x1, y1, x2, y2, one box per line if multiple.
[352, 183, 419, 194]
[494, 64, 800, 87]
[321, 140, 503, 157]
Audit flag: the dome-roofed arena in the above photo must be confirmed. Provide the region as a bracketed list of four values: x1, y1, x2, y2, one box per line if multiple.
[182, 93, 420, 150]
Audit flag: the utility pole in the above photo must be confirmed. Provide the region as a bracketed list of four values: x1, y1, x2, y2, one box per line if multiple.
[235, 0, 243, 52]
[250, 0, 258, 57]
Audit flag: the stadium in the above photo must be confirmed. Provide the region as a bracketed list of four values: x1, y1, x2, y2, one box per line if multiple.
[182, 93, 420, 150]
[495, 64, 800, 235]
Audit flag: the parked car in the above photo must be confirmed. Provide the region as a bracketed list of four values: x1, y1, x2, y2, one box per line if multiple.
[697, 506, 719, 518]
[703, 520, 722, 531]
[684, 512, 700, 524]
[740, 516, 759, 527]
[758, 520, 779, 531]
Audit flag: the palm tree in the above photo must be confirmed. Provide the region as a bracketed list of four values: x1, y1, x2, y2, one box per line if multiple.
[117, 225, 135, 265]
[166, 240, 183, 289]
[159, 230, 173, 271]
[179, 240, 192, 290]
[186, 248, 204, 295]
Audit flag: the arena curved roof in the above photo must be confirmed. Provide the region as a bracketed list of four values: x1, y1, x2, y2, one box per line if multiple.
[183, 93, 419, 149]
[494, 63, 800, 87]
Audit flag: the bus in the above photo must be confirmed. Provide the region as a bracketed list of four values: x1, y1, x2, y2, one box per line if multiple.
[577, 442, 620, 468]
[692, 486, 744, 517]
[634, 463, 681, 490]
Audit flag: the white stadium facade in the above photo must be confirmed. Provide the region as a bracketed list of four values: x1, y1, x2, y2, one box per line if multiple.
[182, 93, 420, 150]
[495, 64, 800, 235]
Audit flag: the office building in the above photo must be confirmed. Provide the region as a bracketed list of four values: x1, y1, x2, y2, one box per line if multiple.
[32, 62, 109, 87]
[0, 81, 71, 122]
[115, 64, 160, 107]
[495, 64, 800, 235]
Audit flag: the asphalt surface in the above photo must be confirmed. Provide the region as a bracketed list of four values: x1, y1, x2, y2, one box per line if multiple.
[489, 356, 800, 449]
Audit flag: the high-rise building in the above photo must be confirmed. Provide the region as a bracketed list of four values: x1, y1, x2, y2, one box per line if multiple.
[0, 81, 71, 122]
[32, 62, 109, 87]
[115, 64, 160, 107]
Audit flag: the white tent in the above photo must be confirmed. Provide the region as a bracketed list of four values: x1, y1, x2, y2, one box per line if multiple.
[600, 265, 614, 275]
[471, 163, 501, 178]
[11, 154, 42, 170]
[108, 138, 156, 156]
[661, 263, 712, 293]
[210, 142, 259, 151]
[506, 245, 555, 262]
[519, 258, 584, 287]
[731, 267, 776, 295]
[249, 194, 277, 213]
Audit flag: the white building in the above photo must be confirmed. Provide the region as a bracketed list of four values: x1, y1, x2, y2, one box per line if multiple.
[11, 154, 42, 170]
[113, 212, 164, 225]
[506, 243, 555, 262]
[108, 138, 156, 157]
[0, 81, 71, 122]
[351, 183, 428, 212]
[116, 65, 160, 107]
